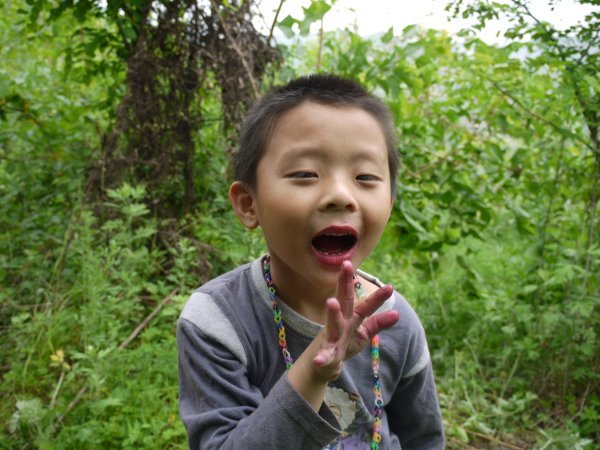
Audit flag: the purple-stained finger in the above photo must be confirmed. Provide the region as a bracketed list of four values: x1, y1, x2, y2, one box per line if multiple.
[353, 284, 394, 319]
[336, 260, 356, 318]
[362, 310, 400, 339]
[325, 298, 344, 341]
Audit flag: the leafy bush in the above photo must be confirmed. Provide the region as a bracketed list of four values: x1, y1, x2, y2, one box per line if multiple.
[2, 1, 598, 448]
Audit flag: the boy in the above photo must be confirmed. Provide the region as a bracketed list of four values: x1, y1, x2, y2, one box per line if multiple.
[177, 74, 444, 449]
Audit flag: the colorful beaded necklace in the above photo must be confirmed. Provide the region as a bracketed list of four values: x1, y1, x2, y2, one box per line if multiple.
[262, 255, 384, 449]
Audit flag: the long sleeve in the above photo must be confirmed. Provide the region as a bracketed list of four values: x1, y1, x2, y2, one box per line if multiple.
[177, 313, 341, 449]
[385, 360, 444, 449]
[381, 293, 445, 449]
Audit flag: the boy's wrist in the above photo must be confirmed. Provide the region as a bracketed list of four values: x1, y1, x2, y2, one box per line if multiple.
[288, 340, 333, 411]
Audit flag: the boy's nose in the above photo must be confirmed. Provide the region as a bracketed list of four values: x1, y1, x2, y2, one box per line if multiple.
[318, 178, 358, 212]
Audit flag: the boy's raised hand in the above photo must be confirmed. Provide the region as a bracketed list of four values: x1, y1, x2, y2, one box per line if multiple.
[312, 260, 400, 381]
[287, 260, 399, 411]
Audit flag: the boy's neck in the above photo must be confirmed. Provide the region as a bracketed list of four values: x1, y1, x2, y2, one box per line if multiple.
[283, 293, 329, 325]
[268, 261, 334, 325]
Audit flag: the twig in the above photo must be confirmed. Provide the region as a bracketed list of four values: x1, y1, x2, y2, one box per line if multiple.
[316, 17, 324, 71]
[49, 370, 65, 410]
[212, 0, 260, 98]
[506, 0, 598, 158]
[56, 288, 178, 424]
[446, 435, 481, 449]
[267, 0, 285, 45]
[466, 429, 526, 450]
[118, 288, 178, 349]
[571, 379, 593, 421]
[500, 350, 522, 399]
[52, 203, 81, 294]
[536, 141, 565, 275]
[510, 0, 543, 27]
[583, 154, 599, 282]
[57, 384, 87, 425]
[484, 75, 594, 153]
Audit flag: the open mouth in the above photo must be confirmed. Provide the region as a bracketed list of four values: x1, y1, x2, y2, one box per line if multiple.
[312, 232, 357, 255]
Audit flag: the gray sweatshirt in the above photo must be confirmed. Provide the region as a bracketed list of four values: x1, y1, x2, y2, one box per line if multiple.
[177, 256, 444, 449]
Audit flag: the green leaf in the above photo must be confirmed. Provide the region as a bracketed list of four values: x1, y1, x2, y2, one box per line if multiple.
[277, 15, 297, 39]
[302, 0, 332, 23]
[381, 26, 394, 44]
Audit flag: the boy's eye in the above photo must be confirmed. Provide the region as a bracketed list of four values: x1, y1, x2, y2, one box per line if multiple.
[356, 174, 381, 182]
[288, 171, 318, 179]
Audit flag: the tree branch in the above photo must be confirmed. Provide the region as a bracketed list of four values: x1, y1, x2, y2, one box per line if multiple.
[316, 18, 324, 71]
[481, 72, 595, 153]
[212, 0, 260, 98]
[268, 0, 285, 45]
[466, 429, 526, 450]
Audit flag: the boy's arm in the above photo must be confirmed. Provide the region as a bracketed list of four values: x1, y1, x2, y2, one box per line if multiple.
[177, 318, 341, 450]
[177, 261, 399, 449]
[382, 297, 445, 450]
[386, 361, 445, 449]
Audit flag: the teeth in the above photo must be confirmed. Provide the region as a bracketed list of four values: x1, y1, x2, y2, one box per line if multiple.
[312, 233, 356, 256]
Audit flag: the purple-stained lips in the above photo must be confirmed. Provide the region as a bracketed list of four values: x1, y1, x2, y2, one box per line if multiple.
[311, 225, 358, 266]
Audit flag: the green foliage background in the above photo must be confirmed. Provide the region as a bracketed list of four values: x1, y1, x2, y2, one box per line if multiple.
[1, 0, 598, 448]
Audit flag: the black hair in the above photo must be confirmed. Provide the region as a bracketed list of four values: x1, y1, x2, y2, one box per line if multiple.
[231, 73, 399, 195]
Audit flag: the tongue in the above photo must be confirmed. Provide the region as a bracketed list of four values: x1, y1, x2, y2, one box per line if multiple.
[312, 235, 352, 254]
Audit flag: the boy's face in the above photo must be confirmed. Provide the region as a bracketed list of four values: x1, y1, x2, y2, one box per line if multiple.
[237, 102, 393, 297]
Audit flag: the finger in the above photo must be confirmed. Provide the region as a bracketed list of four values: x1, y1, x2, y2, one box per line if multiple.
[324, 298, 344, 342]
[313, 345, 337, 367]
[313, 348, 332, 366]
[362, 310, 400, 339]
[354, 284, 394, 319]
[336, 260, 355, 318]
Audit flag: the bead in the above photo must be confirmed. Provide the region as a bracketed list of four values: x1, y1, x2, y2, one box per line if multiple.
[263, 255, 384, 447]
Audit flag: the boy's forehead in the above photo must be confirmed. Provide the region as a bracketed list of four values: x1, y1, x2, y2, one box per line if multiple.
[272, 101, 382, 136]
[282, 100, 360, 116]
[264, 102, 389, 163]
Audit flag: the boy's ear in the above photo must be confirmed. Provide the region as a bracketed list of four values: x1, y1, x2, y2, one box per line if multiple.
[229, 181, 259, 229]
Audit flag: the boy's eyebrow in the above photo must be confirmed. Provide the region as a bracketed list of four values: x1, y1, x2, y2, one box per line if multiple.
[279, 145, 387, 165]
[278, 146, 324, 163]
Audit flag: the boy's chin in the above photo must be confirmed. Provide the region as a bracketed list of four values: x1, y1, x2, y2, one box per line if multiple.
[310, 272, 343, 294]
